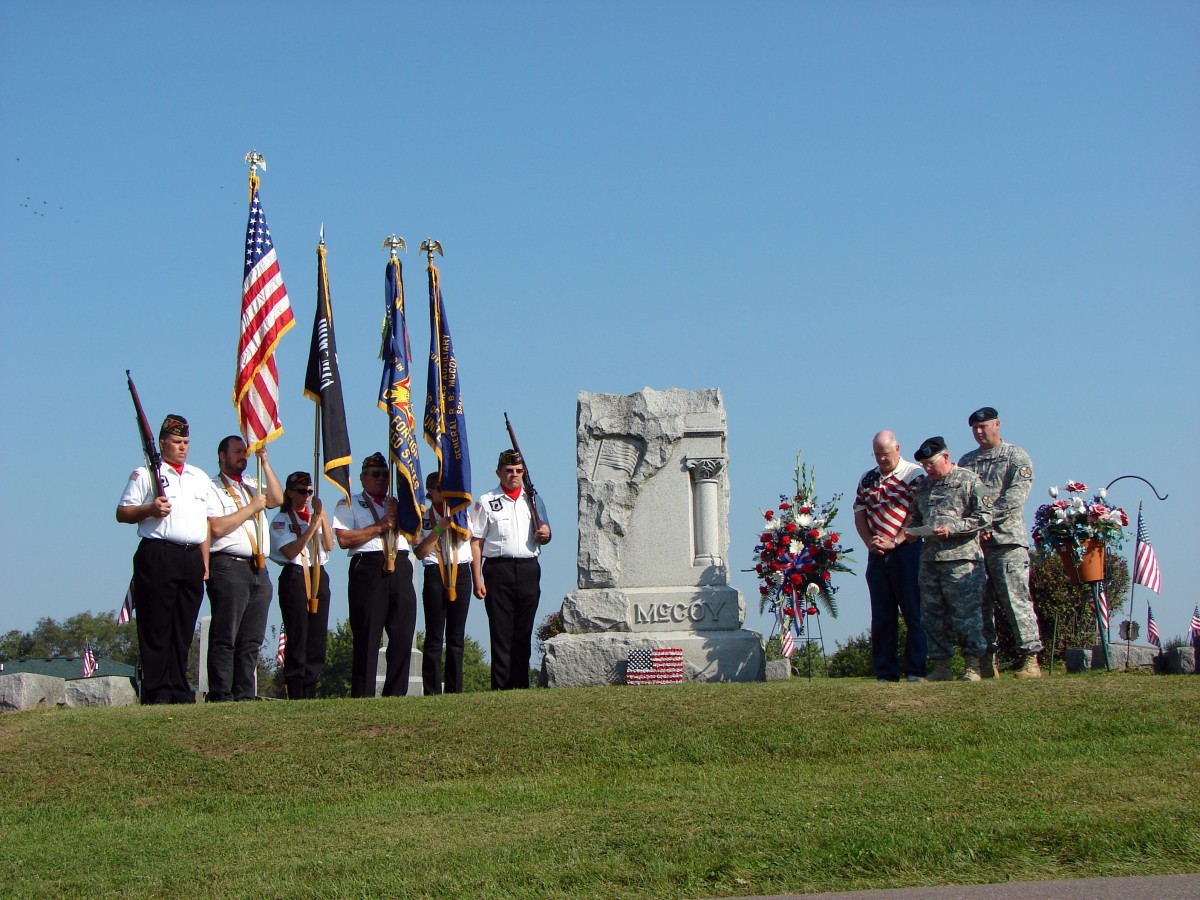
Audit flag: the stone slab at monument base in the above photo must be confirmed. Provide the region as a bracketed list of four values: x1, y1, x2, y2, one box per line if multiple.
[1064, 644, 1164, 673]
[542, 630, 764, 688]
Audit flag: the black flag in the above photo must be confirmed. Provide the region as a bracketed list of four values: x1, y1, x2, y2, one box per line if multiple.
[304, 242, 352, 503]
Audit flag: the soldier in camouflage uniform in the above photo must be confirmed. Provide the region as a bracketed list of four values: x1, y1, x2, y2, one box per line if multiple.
[905, 436, 992, 682]
[958, 407, 1043, 678]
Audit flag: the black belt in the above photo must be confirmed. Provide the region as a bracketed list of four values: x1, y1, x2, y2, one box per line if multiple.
[354, 550, 409, 558]
[213, 551, 254, 562]
[143, 538, 202, 551]
[484, 556, 538, 564]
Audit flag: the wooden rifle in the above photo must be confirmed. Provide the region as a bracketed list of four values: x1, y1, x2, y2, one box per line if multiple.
[503, 413, 543, 536]
[126, 370, 164, 499]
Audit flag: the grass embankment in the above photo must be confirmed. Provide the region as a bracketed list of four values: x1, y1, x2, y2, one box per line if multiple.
[1, 675, 1197, 898]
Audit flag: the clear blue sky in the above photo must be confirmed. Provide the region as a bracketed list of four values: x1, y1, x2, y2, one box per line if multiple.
[2, 2, 1197, 658]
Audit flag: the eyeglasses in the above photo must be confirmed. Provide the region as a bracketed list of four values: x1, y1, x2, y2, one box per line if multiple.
[291, 487, 314, 495]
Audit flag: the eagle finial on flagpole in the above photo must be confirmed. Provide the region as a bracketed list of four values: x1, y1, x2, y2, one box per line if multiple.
[420, 238, 443, 265]
[382, 234, 407, 259]
[244, 149, 266, 202]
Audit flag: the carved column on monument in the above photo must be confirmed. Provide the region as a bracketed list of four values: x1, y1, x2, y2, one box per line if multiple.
[687, 457, 724, 567]
[541, 387, 765, 687]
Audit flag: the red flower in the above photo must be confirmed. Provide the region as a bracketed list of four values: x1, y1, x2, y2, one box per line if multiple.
[759, 585, 769, 595]
[782, 583, 794, 595]
[820, 571, 831, 581]
[764, 509, 775, 520]
[828, 552, 837, 562]
[806, 606, 818, 615]
[760, 532, 771, 543]
[754, 564, 763, 574]
[783, 606, 794, 616]
[808, 529, 820, 540]
[790, 573, 803, 585]
[801, 562, 815, 573]
[784, 523, 797, 534]
[779, 502, 791, 511]
[829, 532, 840, 543]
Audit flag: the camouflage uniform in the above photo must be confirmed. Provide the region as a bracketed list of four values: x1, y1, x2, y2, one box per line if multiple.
[905, 466, 992, 661]
[958, 442, 1043, 655]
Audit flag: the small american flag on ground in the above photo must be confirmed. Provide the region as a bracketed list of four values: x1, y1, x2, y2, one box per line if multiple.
[117, 581, 134, 624]
[1190, 605, 1200, 643]
[276, 627, 287, 667]
[626, 647, 685, 685]
[82, 642, 97, 678]
[1146, 606, 1161, 648]
[1096, 586, 1109, 636]
[777, 607, 795, 658]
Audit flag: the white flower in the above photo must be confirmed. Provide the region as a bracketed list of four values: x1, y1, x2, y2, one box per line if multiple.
[1053, 509, 1067, 522]
[766, 518, 783, 532]
[789, 540, 803, 555]
[1048, 486, 1059, 499]
[796, 513, 813, 528]
[1071, 497, 1086, 513]
[805, 583, 820, 598]
[1098, 488, 1107, 500]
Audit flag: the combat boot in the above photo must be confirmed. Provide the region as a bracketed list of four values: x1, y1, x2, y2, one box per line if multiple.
[924, 660, 952, 682]
[979, 653, 999, 679]
[1014, 654, 1042, 678]
[961, 656, 982, 682]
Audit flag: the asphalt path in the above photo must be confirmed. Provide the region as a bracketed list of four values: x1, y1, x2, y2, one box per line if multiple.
[727, 873, 1200, 899]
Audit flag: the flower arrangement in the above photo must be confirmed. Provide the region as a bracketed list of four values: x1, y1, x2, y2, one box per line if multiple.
[1032, 480, 1128, 561]
[751, 453, 853, 638]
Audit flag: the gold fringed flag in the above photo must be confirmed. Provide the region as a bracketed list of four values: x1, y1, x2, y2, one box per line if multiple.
[379, 254, 424, 540]
[235, 169, 294, 450]
[304, 241, 352, 503]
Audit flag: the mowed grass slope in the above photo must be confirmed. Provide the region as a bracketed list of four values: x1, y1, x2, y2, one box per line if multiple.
[1, 675, 1197, 899]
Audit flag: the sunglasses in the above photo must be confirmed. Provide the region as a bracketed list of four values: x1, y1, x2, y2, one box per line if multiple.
[363, 470, 389, 477]
[291, 487, 314, 495]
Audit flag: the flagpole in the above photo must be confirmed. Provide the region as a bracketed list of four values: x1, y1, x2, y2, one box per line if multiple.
[1123, 501, 1144, 672]
[310, 393, 322, 609]
[245, 150, 267, 567]
[381, 235, 408, 575]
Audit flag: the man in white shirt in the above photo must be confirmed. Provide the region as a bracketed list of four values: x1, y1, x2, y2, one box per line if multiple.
[116, 414, 210, 704]
[205, 435, 283, 702]
[470, 449, 551, 690]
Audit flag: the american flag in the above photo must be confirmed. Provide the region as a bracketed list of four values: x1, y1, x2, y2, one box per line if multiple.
[1132, 509, 1162, 594]
[626, 647, 685, 685]
[117, 581, 134, 624]
[82, 642, 97, 678]
[1095, 585, 1109, 636]
[1190, 605, 1200, 643]
[235, 187, 294, 452]
[777, 607, 795, 658]
[1146, 605, 1161, 648]
[276, 626, 287, 667]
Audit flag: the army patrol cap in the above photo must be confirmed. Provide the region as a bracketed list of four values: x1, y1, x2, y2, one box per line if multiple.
[497, 449, 523, 468]
[160, 414, 189, 438]
[914, 436, 948, 462]
[968, 406, 999, 425]
[361, 452, 388, 471]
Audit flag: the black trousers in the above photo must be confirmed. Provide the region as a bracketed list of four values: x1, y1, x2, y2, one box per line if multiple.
[132, 538, 204, 704]
[278, 565, 330, 699]
[421, 562, 472, 694]
[347, 551, 416, 697]
[482, 556, 540, 690]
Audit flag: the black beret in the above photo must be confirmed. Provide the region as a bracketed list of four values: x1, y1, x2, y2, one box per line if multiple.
[968, 406, 999, 425]
[915, 436, 947, 462]
[361, 452, 388, 471]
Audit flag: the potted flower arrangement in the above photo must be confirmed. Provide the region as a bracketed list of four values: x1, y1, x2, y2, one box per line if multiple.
[1031, 480, 1128, 584]
[751, 453, 853, 640]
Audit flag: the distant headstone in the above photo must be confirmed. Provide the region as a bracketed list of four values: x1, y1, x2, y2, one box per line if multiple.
[375, 634, 424, 697]
[1064, 643, 1162, 673]
[543, 388, 765, 687]
[0, 673, 67, 712]
[1163, 646, 1196, 675]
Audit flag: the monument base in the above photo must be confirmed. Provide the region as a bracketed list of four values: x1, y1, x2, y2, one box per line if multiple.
[542, 629, 765, 688]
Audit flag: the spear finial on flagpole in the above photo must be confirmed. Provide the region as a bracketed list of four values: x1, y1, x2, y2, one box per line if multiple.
[244, 149, 266, 203]
[383, 234, 407, 259]
[420, 238, 443, 266]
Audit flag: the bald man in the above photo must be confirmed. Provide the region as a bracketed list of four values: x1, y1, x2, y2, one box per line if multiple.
[854, 430, 927, 682]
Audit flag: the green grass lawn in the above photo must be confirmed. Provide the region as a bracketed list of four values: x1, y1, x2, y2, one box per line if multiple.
[2, 674, 1197, 898]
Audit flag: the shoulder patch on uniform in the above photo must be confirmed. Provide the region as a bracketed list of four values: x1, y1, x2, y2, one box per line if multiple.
[1018, 465, 1032, 479]
[358, 499, 369, 508]
[982, 495, 994, 507]
[272, 520, 286, 530]
[489, 498, 503, 512]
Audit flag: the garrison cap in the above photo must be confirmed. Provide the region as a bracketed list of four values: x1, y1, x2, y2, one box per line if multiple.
[160, 414, 189, 437]
[915, 436, 947, 462]
[968, 406, 999, 425]
[497, 449, 523, 468]
[285, 471, 312, 491]
[361, 452, 388, 471]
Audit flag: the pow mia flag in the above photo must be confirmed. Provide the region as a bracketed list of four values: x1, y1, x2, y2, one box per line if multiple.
[304, 239, 352, 504]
